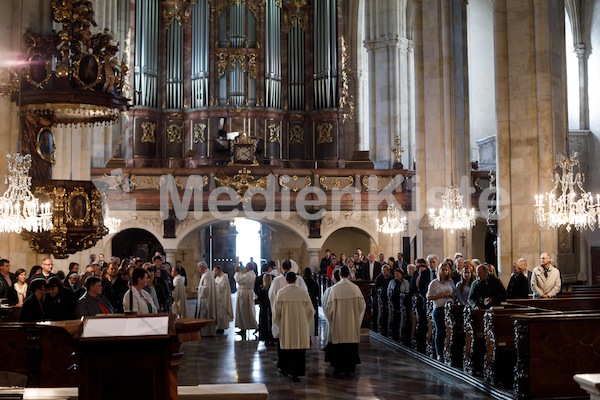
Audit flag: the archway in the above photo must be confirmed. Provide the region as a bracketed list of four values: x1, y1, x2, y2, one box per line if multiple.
[320, 227, 374, 263]
[111, 228, 164, 262]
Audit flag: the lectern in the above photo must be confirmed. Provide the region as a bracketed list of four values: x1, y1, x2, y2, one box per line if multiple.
[77, 315, 209, 400]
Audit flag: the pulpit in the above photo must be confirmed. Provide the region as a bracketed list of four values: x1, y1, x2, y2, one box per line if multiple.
[77, 315, 211, 400]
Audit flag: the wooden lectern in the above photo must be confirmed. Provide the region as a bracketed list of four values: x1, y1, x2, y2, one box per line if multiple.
[77, 314, 211, 400]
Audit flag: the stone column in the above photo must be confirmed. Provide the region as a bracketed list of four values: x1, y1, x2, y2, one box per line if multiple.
[164, 248, 178, 267]
[413, 0, 471, 257]
[364, 0, 413, 169]
[494, 0, 566, 282]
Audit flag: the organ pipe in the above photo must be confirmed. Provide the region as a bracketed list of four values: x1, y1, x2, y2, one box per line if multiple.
[134, 0, 159, 108]
[192, 0, 209, 108]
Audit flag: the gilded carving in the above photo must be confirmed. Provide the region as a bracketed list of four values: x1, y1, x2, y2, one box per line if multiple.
[278, 175, 311, 192]
[319, 176, 354, 191]
[217, 53, 228, 77]
[267, 123, 281, 143]
[290, 125, 304, 144]
[193, 122, 207, 144]
[167, 124, 183, 144]
[248, 53, 258, 80]
[229, 55, 246, 72]
[316, 123, 333, 144]
[164, 0, 197, 27]
[339, 37, 355, 123]
[361, 175, 381, 191]
[140, 121, 156, 143]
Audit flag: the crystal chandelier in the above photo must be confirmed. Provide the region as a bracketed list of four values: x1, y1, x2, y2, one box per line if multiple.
[376, 205, 408, 236]
[428, 186, 477, 233]
[534, 153, 599, 232]
[102, 198, 121, 234]
[0, 153, 52, 233]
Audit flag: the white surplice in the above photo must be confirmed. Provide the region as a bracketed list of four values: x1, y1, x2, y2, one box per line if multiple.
[234, 269, 258, 330]
[273, 283, 314, 350]
[268, 272, 308, 337]
[196, 269, 217, 336]
[324, 278, 366, 344]
[214, 272, 234, 330]
[172, 274, 188, 318]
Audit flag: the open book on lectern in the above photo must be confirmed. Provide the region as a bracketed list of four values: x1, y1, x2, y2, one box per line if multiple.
[81, 315, 170, 338]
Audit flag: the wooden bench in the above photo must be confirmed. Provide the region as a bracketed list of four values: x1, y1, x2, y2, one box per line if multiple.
[507, 296, 600, 311]
[513, 312, 600, 399]
[443, 303, 464, 369]
[482, 306, 559, 387]
[0, 384, 269, 399]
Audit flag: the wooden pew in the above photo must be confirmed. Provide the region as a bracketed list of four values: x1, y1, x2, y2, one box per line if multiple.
[443, 303, 464, 369]
[513, 312, 600, 399]
[0, 321, 80, 387]
[463, 304, 533, 378]
[410, 295, 427, 353]
[507, 296, 600, 311]
[482, 306, 559, 387]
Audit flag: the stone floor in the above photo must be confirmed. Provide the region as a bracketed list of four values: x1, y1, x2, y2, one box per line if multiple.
[178, 300, 496, 400]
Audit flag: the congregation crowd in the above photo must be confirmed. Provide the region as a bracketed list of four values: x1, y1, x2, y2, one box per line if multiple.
[0, 248, 562, 380]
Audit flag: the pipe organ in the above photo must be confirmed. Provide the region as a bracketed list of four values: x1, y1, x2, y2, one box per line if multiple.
[129, 0, 348, 168]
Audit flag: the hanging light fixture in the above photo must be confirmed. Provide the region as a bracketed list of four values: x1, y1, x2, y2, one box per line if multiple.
[376, 205, 408, 236]
[428, 186, 477, 234]
[534, 152, 599, 232]
[102, 194, 121, 234]
[0, 153, 52, 233]
[103, 208, 121, 234]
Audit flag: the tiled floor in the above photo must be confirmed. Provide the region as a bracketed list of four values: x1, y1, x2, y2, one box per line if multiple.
[178, 300, 495, 399]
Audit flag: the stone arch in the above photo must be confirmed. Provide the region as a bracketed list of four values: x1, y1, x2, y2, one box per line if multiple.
[110, 227, 164, 262]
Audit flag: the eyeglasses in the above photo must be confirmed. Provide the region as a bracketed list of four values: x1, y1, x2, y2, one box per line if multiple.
[43, 263, 53, 266]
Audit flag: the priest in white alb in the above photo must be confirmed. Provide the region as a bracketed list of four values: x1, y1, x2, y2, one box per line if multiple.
[323, 265, 366, 375]
[268, 259, 307, 338]
[213, 265, 233, 333]
[195, 261, 217, 336]
[233, 262, 258, 339]
[273, 272, 314, 382]
[171, 265, 188, 318]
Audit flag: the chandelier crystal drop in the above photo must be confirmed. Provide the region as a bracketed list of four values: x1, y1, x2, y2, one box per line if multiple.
[376, 205, 408, 236]
[0, 153, 52, 233]
[534, 153, 600, 232]
[428, 186, 477, 233]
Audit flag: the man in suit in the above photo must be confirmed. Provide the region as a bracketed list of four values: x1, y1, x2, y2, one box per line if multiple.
[362, 252, 382, 281]
[0, 259, 16, 298]
[32, 258, 56, 280]
[417, 254, 439, 297]
[75, 276, 114, 317]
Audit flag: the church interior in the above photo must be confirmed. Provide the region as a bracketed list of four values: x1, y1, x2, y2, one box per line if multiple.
[1, 0, 600, 399]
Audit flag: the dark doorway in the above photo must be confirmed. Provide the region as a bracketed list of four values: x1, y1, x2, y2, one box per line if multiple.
[111, 228, 164, 262]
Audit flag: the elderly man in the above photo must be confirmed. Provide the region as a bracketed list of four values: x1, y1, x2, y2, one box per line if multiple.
[323, 265, 366, 376]
[214, 265, 233, 334]
[75, 276, 114, 317]
[468, 264, 507, 309]
[195, 261, 217, 336]
[362, 252, 382, 281]
[273, 272, 314, 383]
[33, 258, 56, 280]
[531, 253, 561, 298]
